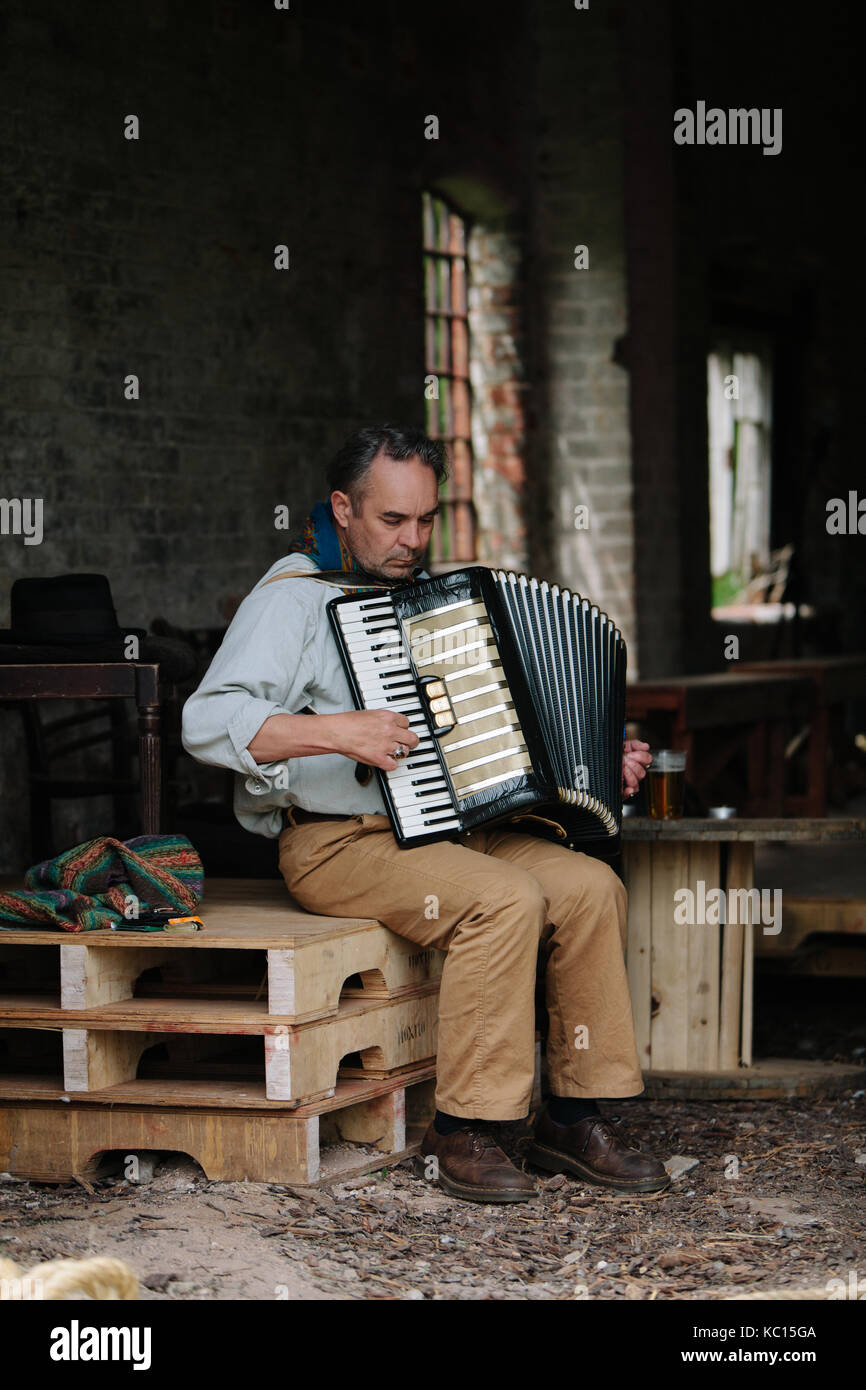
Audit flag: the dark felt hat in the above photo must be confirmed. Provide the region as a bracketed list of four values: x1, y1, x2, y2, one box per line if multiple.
[0, 574, 196, 681]
[0, 574, 147, 646]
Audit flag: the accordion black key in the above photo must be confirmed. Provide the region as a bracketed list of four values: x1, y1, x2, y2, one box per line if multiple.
[327, 566, 627, 848]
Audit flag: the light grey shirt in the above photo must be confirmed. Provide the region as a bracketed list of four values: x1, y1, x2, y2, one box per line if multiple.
[181, 553, 399, 838]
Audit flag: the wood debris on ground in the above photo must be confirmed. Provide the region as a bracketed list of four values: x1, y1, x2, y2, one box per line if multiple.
[0, 1090, 862, 1301]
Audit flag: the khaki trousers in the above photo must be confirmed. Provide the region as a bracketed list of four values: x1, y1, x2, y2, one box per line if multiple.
[278, 812, 644, 1121]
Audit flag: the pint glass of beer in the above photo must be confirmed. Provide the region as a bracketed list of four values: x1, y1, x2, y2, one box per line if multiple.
[646, 749, 687, 820]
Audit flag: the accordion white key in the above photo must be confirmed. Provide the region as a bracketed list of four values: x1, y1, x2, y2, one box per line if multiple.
[328, 566, 626, 847]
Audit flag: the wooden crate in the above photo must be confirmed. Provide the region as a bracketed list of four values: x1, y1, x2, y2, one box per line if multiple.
[622, 816, 866, 1074]
[623, 837, 754, 1073]
[0, 1068, 437, 1186]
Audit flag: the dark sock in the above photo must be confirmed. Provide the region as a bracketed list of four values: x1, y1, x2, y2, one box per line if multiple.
[547, 1096, 600, 1126]
[434, 1109, 478, 1136]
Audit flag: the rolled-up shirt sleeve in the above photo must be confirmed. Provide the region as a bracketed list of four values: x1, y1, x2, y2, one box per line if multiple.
[181, 582, 316, 797]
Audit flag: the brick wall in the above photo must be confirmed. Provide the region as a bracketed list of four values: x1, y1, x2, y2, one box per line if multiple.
[0, 0, 426, 869]
[469, 224, 530, 573]
[0, 3, 423, 631]
[526, 0, 640, 671]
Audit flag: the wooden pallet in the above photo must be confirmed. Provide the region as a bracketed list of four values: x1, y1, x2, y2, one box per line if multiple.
[0, 879, 443, 1106]
[0, 983, 440, 1105]
[0, 1068, 437, 1186]
[0, 878, 446, 1024]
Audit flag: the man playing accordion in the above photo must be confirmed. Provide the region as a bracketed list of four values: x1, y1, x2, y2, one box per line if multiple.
[182, 425, 669, 1203]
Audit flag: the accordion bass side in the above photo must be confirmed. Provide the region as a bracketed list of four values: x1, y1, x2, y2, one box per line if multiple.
[327, 567, 627, 848]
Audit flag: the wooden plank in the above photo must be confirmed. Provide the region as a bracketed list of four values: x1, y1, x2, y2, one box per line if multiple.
[321, 1088, 405, 1150]
[649, 842, 690, 1070]
[0, 1101, 317, 1184]
[739, 845, 755, 1068]
[741, 918, 754, 1066]
[718, 843, 755, 1068]
[622, 842, 652, 1071]
[264, 989, 440, 1102]
[0, 978, 440, 1035]
[718, 930, 743, 1068]
[686, 841, 720, 1071]
[0, 877, 382, 949]
[641, 1057, 866, 1101]
[0, 994, 274, 1029]
[60, 945, 175, 1009]
[266, 930, 444, 1023]
[8, 987, 440, 1104]
[337, 1057, 437, 1083]
[756, 897, 866, 956]
[0, 1073, 437, 1184]
[0, 662, 158, 701]
[622, 817, 865, 843]
[0, 1063, 436, 1112]
[63, 1029, 160, 1092]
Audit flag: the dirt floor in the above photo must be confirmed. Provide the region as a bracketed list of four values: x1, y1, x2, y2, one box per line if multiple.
[1, 1098, 863, 1302]
[1, 978, 863, 1302]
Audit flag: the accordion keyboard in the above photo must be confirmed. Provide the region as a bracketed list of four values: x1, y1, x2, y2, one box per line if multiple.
[333, 595, 462, 838]
[402, 598, 533, 799]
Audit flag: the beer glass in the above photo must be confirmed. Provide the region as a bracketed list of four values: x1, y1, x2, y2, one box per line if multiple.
[646, 749, 687, 820]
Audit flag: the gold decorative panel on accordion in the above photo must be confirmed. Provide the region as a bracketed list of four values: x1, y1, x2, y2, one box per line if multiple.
[328, 567, 626, 848]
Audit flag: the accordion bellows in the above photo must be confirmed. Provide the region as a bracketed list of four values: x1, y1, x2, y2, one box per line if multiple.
[328, 567, 626, 848]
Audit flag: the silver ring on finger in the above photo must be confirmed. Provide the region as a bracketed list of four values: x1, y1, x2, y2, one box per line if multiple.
[392, 744, 406, 760]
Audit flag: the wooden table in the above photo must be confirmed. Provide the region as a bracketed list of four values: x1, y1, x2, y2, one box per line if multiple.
[739, 656, 866, 816]
[0, 662, 162, 836]
[620, 817, 866, 1078]
[625, 671, 814, 815]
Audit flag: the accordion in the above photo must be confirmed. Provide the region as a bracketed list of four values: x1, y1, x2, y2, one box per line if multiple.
[328, 567, 626, 848]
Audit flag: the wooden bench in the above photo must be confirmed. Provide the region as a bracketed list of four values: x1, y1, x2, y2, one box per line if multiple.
[621, 817, 866, 1083]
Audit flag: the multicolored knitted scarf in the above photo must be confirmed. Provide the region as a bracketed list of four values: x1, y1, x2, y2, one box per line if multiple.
[285, 500, 359, 572]
[0, 834, 203, 932]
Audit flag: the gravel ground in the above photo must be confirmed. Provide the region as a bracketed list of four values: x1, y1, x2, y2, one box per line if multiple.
[1, 1087, 863, 1302]
[2, 976, 863, 1302]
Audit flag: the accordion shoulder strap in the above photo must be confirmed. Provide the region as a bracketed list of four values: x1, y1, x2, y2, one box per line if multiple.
[260, 569, 392, 591]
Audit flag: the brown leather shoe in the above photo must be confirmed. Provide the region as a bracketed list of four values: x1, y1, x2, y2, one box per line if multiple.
[418, 1122, 536, 1203]
[526, 1107, 671, 1193]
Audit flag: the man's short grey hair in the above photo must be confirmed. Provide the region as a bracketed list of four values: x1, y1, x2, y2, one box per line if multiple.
[327, 425, 448, 510]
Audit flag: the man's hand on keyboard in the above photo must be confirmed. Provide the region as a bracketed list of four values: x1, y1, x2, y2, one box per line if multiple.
[329, 709, 421, 771]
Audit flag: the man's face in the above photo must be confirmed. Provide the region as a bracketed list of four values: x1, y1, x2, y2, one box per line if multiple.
[331, 452, 439, 580]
